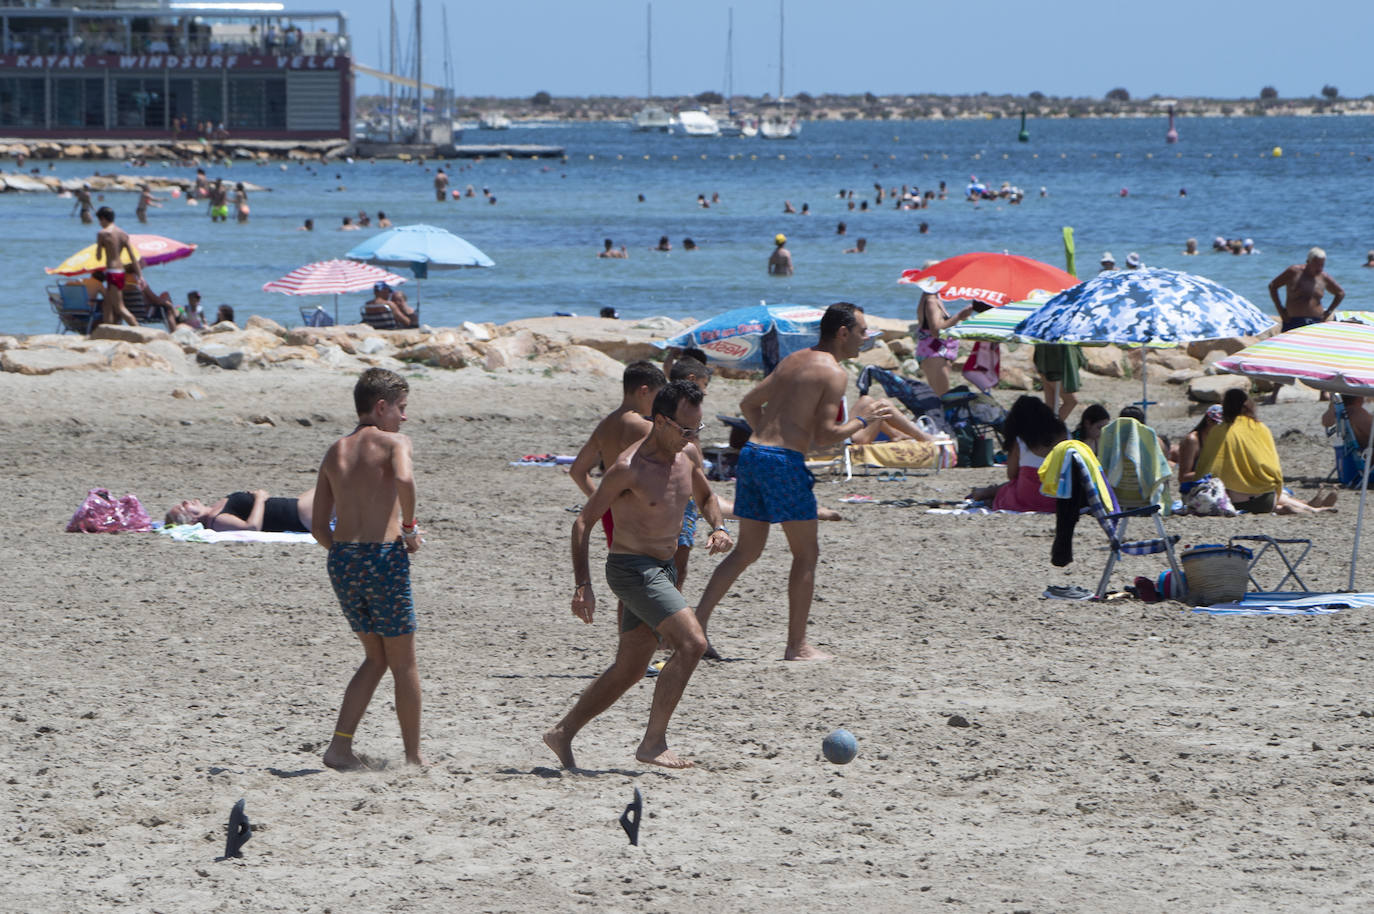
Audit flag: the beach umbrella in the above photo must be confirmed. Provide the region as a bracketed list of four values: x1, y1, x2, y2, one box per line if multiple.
[262, 260, 408, 323]
[656, 302, 875, 374]
[345, 223, 494, 306]
[898, 252, 1079, 308]
[1215, 321, 1374, 590]
[945, 299, 1044, 342]
[45, 234, 196, 276]
[1013, 267, 1276, 419]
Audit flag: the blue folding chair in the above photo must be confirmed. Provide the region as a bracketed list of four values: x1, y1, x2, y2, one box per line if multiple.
[48, 284, 101, 334]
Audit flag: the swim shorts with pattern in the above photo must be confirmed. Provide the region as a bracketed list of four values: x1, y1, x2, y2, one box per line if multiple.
[605, 552, 688, 633]
[678, 498, 699, 548]
[327, 541, 416, 637]
[733, 442, 817, 524]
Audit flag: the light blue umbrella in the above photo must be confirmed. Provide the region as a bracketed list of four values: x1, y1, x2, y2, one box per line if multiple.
[658, 302, 865, 374]
[1013, 267, 1275, 418]
[345, 223, 494, 307]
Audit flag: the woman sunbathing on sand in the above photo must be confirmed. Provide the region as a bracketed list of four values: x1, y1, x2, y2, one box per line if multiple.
[165, 487, 315, 533]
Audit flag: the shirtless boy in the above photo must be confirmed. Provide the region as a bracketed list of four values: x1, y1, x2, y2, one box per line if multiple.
[693, 302, 892, 661]
[434, 168, 449, 202]
[313, 369, 425, 770]
[94, 206, 141, 327]
[1269, 247, 1345, 331]
[667, 357, 713, 587]
[545, 380, 732, 770]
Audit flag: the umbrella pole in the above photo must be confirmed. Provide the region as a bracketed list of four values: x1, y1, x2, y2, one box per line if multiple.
[1142, 357, 1149, 423]
[1350, 436, 1374, 592]
[333, 292, 339, 324]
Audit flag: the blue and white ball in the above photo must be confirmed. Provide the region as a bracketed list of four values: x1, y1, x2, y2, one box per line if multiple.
[822, 728, 858, 764]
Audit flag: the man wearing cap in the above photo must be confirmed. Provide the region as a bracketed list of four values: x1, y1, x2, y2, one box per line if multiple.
[1098, 252, 1116, 273]
[1268, 247, 1344, 332]
[1125, 252, 1143, 270]
[768, 234, 793, 276]
[364, 282, 415, 328]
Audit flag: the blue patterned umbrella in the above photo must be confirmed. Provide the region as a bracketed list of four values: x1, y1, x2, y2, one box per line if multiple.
[1012, 268, 1275, 419]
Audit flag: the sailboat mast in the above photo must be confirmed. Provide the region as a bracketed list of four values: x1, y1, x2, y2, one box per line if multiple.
[414, 0, 423, 142]
[441, 3, 452, 125]
[778, 0, 784, 100]
[388, 0, 396, 141]
[726, 7, 733, 109]
[646, 3, 653, 99]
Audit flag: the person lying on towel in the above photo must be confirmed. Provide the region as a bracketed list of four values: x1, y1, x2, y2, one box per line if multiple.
[165, 487, 315, 533]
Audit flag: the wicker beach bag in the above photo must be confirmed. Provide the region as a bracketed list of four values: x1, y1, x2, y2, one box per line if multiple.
[1180, 543, 1252, 605]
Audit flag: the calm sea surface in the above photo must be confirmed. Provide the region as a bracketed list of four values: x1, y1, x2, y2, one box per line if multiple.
[5, 115, 1374, 335]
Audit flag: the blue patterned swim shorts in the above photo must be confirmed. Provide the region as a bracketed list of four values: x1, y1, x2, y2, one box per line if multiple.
[327, 541, 416, 637]
[733, 442, 817, 524]
[678, 498, 699, 548]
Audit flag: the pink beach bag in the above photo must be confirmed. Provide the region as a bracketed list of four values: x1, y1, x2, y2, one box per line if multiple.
[66, 488, 153, 533]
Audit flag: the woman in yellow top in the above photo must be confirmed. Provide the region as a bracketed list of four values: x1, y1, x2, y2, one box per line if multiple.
[1197, 389, 1336, 515]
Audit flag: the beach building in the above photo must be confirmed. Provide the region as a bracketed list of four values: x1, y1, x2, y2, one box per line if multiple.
[0, 0, 351, 140]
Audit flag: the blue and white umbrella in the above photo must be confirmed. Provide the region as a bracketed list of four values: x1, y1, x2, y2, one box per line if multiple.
[345, 223, 494, 307]
[657, 302, 870, 374]
[1013, 267, 1275, 418]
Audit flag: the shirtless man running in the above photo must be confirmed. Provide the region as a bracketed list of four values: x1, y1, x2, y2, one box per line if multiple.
[693, 302, 892, 661]
[1269, 247, 1345, 331]
[546, 380, 732, 770]
[94, 206, 140, 327]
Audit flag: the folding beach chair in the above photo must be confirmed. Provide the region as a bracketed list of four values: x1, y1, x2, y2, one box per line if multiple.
[299, 306, 335, 327]
[360, 303, 398, 330]
[1063, 447, 1184, 599]
[1097, 417, 1172, 511]
[1329, 398, 1374, 489]
[120, 284, 169, 328]
[48, 284, 101, 334]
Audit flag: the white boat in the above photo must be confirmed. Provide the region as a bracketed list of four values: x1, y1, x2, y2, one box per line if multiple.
[759, 0, 802, 140]
[632, 105, 673, 132]
[674, 109, 721, 137]
[479, 111, 511, 130]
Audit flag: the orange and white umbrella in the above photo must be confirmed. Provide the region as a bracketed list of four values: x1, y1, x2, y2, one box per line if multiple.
[46, 233, 197, 275]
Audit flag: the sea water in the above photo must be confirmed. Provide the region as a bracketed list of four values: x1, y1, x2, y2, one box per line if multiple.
[5, 115, 1374, 336]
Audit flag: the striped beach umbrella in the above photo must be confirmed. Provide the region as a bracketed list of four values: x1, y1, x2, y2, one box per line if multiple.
[945, 299, 1043, 341]
[1217, 320, 1374, 591]
[262, 260, 408, 323]
[45, 233, 197, 275]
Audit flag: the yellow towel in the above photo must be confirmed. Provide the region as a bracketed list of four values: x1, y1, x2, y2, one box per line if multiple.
[1039, 439, 1114, 504]
[1196, 415, 1283, 497]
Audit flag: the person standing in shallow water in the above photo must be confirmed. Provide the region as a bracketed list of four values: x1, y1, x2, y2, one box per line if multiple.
[546, 380, 732, 770]
[768, 233, 793, 276]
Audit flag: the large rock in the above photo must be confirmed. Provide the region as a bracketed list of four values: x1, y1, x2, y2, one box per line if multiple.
[245, 314, 287, 337]
[854, 339, 899, 370]
[1188, 374, 1250, 403]
[143, 338, 192, 371]
[315, 343, 366, 371]
[0, 336, 20, 351]
[395, 342, 473, 369]
[355, 335, 397, 357]
[500, 316, 661, 362]
[2, 349, 106, 375]
[546, 344, 631, 378]
[1145, 349, 1201, 371]
[864, 313, 917, 342]
[259, 345, 320, 365]
[484, 329, 550, 370]
[999, 362, 1035, 390]
[1187, 337, 1251, 362]
[209, 328, 294, 355]
[1165, 368, 1205, 385]
[1275, 382, 1321, 403]
[170, 325, 202, 352]
[90, 324, 169, 344]
[196, 343, 245, 370]
[107, 341, 175, 372]
[283, 326, 360, 354]
[1081, 345, 1127, 377]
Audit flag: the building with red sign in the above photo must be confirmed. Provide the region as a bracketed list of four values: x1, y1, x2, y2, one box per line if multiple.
[0, 1, 351, 139]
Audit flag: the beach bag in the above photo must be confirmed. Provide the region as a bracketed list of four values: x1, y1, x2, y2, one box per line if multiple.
[1181, 543, 1252, 605]
[66, 488, 153, 533]
[1184, 475, 1237, 517]
[960, 341, 1001, 393]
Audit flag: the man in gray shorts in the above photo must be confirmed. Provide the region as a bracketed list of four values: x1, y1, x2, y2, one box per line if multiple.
[544, 381, 733, 770]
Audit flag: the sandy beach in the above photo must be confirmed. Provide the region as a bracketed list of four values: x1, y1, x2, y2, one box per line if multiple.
[4, 363, 1373, 912]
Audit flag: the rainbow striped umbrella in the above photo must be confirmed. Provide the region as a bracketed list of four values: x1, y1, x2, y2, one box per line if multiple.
[945, 299, 1042, 341]
[1217, 319, 1374, 591]
[45, 233, 196, 275]
[263, 260, 408, 323]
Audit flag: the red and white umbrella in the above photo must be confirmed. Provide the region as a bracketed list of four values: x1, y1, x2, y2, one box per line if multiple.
[898, 252, 1080, 308]
[262, 259, 407, 323]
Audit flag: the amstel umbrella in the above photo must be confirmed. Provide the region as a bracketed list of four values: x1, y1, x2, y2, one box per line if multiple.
[346, 223, 494, 306]
[263, 259, 407, 323]
[1216, 320, 1374, 590]
[46, 234, 196, 275]
[898, 252, 1079, 308]
[1014, 267, 1275, 419]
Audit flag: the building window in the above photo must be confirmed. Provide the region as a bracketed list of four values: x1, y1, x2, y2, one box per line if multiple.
[229, 75, 286, 129]
[0, 76, 46, 127]
[196, 77, 224, 128]
[112, 77, 167, 129]
[53, 77, 106, 129]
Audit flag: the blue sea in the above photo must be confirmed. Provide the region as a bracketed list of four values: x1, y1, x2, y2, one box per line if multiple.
[6, 115, 1374, 335]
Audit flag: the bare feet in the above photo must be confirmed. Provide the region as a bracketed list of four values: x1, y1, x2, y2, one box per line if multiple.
[405, 752, 429, 767]
[702, 642, 723, 661]
[322, 748, 370, 771]
[784, 643, 834, 662]
[543, 726, 577, 769]
[818, 507, 843, 522]
[635, 742, 694, 769]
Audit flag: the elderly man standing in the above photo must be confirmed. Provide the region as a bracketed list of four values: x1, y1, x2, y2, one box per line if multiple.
[1269, 247, 1345, 332]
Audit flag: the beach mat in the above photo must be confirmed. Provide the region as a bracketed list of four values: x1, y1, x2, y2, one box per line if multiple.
[1193, 592, 1374, 616]
[159, 524, 316, 545]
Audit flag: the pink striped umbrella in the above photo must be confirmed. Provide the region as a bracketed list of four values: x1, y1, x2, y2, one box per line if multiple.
[262, 259, 407, 323]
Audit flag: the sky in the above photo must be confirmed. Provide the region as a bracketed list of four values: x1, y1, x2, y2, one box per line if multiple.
[323, 0, 1374, 101]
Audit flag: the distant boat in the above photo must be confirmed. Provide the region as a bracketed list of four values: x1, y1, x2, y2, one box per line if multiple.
[759, 0, 800, 139]
[631, 3, 671, 132]
[674, 109, 721, 137]
[479, 111, 511, 130]
[1166, 105, 1179, 143]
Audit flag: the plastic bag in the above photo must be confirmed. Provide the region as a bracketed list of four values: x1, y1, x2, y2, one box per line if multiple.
[1183, 475, 1237, 517]
[66, 488, 153, 533]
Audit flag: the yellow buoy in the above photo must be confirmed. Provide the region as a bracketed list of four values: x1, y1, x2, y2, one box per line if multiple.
[671, 155, 678, 160]
[1272, 146, 1283, 157]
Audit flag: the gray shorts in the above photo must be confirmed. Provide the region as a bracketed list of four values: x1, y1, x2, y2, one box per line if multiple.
[605, 552, 687, 633]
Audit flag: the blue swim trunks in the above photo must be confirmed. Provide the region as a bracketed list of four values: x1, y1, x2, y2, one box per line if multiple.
[327, 541, 416, 637]
[678, 498, 699, 548]
[733, 442, 817, 523]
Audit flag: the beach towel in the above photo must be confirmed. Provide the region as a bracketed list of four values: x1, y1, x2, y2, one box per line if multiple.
[1038, 440, 1113, 504]
[159, 523, 316, 545]
[846, 438, 955, 470]
[1192, 592, 1374, 616]
[1098, 417, 1172, 510]
[1196, 415, 1283, 500]
[509, 454, 576, 467]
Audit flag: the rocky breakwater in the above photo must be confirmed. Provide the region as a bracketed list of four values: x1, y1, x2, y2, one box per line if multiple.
[0, 169, 266, 196]
[0, 137, 350, 165]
